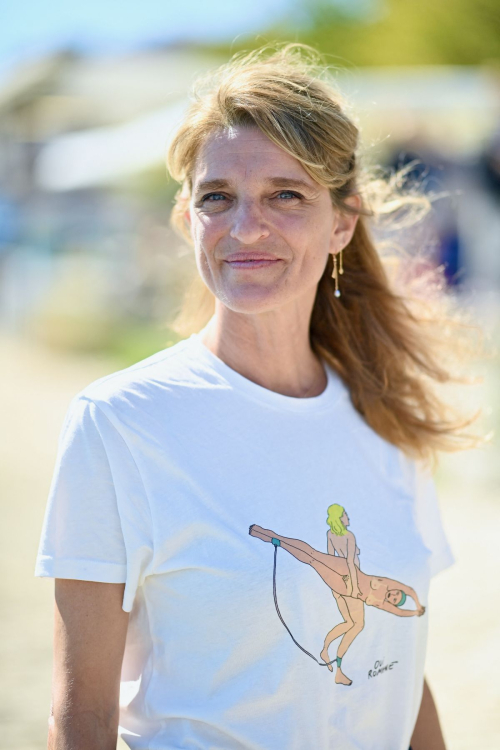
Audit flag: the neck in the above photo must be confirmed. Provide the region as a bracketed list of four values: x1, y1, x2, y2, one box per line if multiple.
[199, 303, 327, 399]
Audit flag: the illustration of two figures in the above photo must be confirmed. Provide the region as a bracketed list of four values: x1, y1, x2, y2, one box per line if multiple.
[249, 504, 425, 686]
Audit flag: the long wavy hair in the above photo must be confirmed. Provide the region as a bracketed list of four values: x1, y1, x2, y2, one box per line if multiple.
[326, 504, 347, 536]
[166, 43, 485, 465]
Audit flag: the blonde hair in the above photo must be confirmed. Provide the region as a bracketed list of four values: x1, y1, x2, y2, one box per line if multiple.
[166, 43, 485, 465]
[326, 504, 347, 536]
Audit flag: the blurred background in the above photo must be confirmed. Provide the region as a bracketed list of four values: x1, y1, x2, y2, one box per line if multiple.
[0, 1, 498, 748]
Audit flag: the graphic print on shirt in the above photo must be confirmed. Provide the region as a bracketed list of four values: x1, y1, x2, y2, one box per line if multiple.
[249, 508, 426, 686]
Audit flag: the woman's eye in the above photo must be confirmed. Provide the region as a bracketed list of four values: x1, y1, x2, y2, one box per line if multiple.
[202, 193, 226, 202]
[198, 191, 301, 206]
[277, 191, 300, 200]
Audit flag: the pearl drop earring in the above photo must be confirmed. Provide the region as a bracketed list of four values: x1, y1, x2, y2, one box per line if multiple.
[331, 253, 341, 298]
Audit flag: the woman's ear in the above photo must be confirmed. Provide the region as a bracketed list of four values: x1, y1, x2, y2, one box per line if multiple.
[330, 194, 361, 253]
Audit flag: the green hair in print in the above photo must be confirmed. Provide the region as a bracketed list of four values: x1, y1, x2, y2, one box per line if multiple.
[326, 503, 347, 536]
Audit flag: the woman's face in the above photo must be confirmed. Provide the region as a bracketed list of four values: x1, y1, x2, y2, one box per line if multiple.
[386, 589, 404, 606]
[341, 511, 350, 527]
[187, 125, 358, 316]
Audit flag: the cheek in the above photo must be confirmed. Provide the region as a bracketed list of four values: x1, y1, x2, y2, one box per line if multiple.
[192, 222, 205, 248]
[192, 215, 223, 251]
[279, 214, 332, 257]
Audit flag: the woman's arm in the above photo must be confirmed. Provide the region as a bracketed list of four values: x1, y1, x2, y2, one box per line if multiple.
[327, 531, 337, 557]
[346, 533, 361, 598]
[399, 582, 422, 608]
[375, 600, 425, 617]
[410, 677, 447, 750]
[48, 579, 129, 750]
[382, 578, 424, 610]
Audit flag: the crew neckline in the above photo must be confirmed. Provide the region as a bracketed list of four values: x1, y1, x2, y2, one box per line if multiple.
[188, 330, 346, 413]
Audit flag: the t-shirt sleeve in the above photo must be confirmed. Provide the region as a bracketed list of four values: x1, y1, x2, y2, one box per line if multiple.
[414, 461, 456, 578]
[34, 393, 154, 612]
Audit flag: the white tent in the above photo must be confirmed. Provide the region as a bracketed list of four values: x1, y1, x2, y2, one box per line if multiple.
[35, 97, 190, 191]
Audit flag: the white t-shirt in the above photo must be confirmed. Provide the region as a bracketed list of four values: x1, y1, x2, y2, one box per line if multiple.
[35, 330, 455, 750]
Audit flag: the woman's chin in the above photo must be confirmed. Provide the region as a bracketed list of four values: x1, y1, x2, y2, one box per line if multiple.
[214, 287, 289, 314]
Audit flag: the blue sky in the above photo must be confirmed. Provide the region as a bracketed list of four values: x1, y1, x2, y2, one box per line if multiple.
[0, 0, 294, 82]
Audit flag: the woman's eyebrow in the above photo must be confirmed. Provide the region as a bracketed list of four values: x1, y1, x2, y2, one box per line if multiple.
[194, 177, 317, 194]
[195, 179, 229, 194]
[267, 177, 316, 190]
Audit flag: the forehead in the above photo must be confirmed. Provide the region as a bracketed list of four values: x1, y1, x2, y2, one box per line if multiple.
[192, 125, 317, 189]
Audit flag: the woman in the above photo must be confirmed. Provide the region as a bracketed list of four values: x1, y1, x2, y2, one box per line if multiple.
[322, 504, 364, 684]
[326, 505, 361, 597]
[35, 44, 480, 750]
[249, 524, 425, 616]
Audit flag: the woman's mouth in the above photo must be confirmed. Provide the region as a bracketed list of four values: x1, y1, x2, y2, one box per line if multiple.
[226, 259, 282, 269]
[223, 251, 283, 269]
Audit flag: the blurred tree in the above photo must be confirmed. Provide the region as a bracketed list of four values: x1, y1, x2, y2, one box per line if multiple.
[210, 0, 500, 66]
[307, 0, 500, 65]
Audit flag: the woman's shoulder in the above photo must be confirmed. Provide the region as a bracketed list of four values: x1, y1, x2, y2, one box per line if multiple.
[73, 336, 203, 415]
[328, 529, 349, 544]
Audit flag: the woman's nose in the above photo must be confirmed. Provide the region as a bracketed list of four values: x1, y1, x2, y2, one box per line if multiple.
[229, 201, 270, 244]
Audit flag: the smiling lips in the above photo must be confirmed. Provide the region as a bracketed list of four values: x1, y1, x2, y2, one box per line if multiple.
[224, 251, 282, 268]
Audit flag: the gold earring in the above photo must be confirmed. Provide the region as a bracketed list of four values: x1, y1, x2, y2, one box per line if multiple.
[338, 248, 344, 275]
[331, 253, 341, 298]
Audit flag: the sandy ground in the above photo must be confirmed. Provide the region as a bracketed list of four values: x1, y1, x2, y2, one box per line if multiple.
[1, 332, 498, 749]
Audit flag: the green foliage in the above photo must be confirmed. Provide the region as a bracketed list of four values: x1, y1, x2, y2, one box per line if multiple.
[103, 319, 182, 367]
[111, 166, 179, 209]
[210, 0, 500, 67]
[34, 309, 182, 367]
